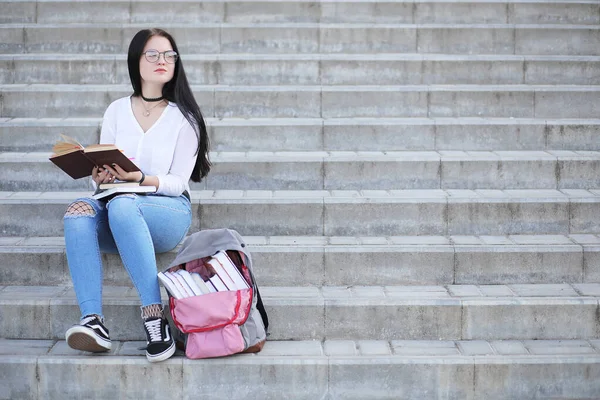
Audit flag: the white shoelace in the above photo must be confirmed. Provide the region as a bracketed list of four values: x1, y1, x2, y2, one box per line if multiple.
[80, 316, 96, 325]
[144, 319, 163, 342]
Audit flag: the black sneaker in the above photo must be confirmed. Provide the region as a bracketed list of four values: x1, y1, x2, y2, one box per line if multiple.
[65, 315, 111, 352]
[143, 317, 175, 362]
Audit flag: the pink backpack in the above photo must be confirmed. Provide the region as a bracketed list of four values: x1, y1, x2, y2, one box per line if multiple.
[164, 229, 268, 359]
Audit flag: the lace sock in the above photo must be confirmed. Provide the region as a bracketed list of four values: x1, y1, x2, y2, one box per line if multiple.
[141, 303, 164, 320]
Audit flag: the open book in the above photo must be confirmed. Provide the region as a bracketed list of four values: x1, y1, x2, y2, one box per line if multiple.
[49, 134, 140, 179]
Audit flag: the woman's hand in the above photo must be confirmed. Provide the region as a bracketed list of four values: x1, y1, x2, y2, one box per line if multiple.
[102, 164, 143, 183]
[92, 166, 115, 185]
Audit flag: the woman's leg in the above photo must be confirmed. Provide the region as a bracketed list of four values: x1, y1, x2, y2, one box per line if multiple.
[105, 193, 192, 309]
[63, 197, 118, 319]
[63, 197, 118, 352]
[106, 193, 191, 362]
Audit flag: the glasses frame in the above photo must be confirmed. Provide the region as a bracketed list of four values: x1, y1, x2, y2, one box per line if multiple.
[143, 49, 179, 64]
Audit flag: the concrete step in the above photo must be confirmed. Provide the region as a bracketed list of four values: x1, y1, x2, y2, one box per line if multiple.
[3, 54, 600, 85]
[1, 189, 600, 237]
[1, 284, 599, 341]
[1, 84, 599, 118]
[1, 23, 599, 55]
[3, 117, 600, 152]
[3, 0, 599, 25]
[3, 151, 600, 191]
[1, 338, 600, 400]
[1, 234, 599, 286]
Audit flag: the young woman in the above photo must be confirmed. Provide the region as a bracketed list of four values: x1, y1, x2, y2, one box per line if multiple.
[63, 28, 210, 363]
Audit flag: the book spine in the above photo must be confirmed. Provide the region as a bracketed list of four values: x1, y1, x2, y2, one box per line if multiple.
[209, 274, 229, 292]
[205, 279, 218, 293]
[208, 258, 236, 290]
[191, 273, 211, 295]
[214, 251, 250, 289]
[158, 272, 184, 299]
[170, 272, 194, 298]
[176, 270, 203, 296]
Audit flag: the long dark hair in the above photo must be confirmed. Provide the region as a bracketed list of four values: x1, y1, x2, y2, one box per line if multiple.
[127, 28, 210, 182]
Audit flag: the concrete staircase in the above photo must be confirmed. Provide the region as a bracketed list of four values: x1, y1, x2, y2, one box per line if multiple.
[1, 1, 600, 399]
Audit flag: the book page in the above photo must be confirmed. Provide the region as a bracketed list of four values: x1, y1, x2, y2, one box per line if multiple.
[50, 134, 84, 156]
[60, 134, 83, 147]
[98, 181, 142, 190]
[84, 144, 120, 152]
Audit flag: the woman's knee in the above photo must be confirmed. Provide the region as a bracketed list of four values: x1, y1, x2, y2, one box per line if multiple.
[106, 194, 139, 220]
[64, 199, 97, 219]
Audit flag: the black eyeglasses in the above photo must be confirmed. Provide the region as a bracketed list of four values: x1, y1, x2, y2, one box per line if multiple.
[143, 49, 178, 64]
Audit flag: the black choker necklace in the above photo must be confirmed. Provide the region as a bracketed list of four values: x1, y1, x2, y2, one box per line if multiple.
[141, 94, 164, 102]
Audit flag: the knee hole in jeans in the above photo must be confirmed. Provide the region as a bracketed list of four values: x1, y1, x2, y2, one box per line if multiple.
[65, 201, 96, 217]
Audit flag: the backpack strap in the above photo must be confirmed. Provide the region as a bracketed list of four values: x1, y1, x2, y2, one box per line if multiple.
[254, 286, 269, 332]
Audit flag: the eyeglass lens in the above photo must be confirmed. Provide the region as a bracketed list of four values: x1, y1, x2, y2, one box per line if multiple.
[144, 50, 178, 64]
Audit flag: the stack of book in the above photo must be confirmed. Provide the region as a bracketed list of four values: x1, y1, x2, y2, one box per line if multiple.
[158, 251, 250, 299]
[92, 181, 156, 200]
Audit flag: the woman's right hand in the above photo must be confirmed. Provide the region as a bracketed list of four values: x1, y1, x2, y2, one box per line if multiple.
[92, 166, 115, 185]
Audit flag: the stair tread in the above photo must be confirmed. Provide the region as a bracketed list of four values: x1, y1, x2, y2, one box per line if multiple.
[1, 189, 599, 203]
[2, 338, 600, 359]
[2, 0, 598, 5]
[2, 284, 598, 342]
[2, 234, 598, 248]
[2, 21, 599, 27]
[4, 150, 600, 162]
[2, 283, 599, 301]
[3, 116, 600, 125]
[3, 53, 600, 61]
[2, 83, 600, 90]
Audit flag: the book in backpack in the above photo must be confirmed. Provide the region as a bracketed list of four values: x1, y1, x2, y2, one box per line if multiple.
[160, 228, 269, 359]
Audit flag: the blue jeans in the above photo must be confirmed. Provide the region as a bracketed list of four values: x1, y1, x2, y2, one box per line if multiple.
[64, 193, 192, 319]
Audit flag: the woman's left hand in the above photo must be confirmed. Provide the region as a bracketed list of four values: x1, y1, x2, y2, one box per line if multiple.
[102, 164, 142, 183]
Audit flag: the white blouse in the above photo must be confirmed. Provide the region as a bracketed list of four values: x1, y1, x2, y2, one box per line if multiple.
[99, 96, 198, 197]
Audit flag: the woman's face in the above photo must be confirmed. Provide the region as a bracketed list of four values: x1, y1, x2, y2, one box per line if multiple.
[139, 35, 176, 86]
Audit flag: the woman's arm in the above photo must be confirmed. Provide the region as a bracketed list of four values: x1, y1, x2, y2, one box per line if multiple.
[153, 119, 198, 196]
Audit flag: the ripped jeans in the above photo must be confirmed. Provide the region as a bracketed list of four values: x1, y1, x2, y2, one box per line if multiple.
[63, 193, 192, 319]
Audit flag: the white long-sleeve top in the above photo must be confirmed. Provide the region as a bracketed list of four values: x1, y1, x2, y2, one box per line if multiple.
[99, 96, 198, 197]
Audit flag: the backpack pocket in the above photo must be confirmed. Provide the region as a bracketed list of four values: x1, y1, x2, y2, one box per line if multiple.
[169, 288, 253, 358]
[185, 325, 245, 358]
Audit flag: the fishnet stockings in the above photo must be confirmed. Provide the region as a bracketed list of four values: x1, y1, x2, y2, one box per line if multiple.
[65, 201, 95, 216]
[141, 303, 164, 320]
